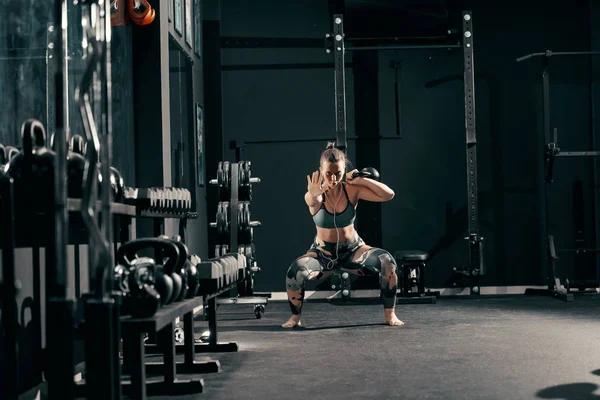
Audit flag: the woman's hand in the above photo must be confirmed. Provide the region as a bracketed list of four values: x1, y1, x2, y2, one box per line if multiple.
[345, 169, 360, 185]
[307, 171, 327, 197]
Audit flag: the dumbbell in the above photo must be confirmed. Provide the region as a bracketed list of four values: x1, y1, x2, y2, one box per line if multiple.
[197, 259, 225, 289]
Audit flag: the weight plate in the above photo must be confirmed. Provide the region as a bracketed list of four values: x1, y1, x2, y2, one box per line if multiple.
[237, 202, 244, 230]
[216, 202, 224, 234]
[223, 202, 229, 233]
[245, 161, 252, 185]
[223, 161, 230, 188]
[217, 161, 224, 186]
[243, 202, 250, 227]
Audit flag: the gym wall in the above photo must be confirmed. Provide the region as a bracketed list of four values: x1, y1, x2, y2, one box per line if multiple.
[214, 0, 596, 292]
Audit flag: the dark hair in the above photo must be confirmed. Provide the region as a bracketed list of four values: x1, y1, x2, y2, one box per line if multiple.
[320, 141, 346, 166]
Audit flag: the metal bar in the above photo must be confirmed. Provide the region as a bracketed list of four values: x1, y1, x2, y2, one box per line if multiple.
[347, 44, 462, 51]
[2, 179, 18, 400]
[333, 14, 347, 151]
[242, 136, 403, 145]
[222, 62, 353, 71]
[557, 151, 600, 156]
[542, 59, 551, 144]
[463, 11, 478, 231]
[517, 50, 600, 62]
[221, 36, 324, 48]
[462, 11, 482, 292]
[349, 35, 451, 41]
[556, 248, 600, 252]
[47, 23, 57, 152]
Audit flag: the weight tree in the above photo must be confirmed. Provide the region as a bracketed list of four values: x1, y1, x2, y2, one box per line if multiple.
[326, 11, 485, 298]
[518, 49, 600, 302]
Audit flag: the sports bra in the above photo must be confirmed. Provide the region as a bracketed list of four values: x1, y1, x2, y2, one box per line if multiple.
[312, 183, 356, 229]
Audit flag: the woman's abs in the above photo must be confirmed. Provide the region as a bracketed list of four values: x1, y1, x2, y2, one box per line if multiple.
[315, 225, 357, 244]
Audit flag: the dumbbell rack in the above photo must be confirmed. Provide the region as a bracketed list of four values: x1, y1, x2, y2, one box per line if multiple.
[209, 161, 269, 315]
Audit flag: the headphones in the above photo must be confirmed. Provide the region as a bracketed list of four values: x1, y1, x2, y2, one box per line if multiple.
[319, 167, 344, 270]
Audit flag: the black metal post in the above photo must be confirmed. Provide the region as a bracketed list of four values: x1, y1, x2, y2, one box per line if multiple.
[1, 179, 18, 400]
[47, 1, 75, 399]
[332, 14, 347, 152]
[462, 11, 484, 294]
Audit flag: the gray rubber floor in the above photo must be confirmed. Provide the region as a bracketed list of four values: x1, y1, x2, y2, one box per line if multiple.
[149, 295, 600, 400]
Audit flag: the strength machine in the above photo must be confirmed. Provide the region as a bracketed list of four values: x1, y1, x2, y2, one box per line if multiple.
[518, 49, 600, 302]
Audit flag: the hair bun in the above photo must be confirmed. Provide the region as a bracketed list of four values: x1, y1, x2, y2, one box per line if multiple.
[326, 141, 336, 150]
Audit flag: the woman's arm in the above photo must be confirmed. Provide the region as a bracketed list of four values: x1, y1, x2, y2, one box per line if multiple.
[351, 177, 395, 202]
[305, 191, 323, 207]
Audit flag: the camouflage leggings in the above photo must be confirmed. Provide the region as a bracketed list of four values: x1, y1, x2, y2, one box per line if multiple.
[285, 234, 398, 315]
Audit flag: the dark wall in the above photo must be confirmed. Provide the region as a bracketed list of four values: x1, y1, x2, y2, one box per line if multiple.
[592, 0, 600, 275]
[215, 0, 596, 293]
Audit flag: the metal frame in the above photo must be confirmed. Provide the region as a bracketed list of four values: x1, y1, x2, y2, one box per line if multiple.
[518, 49, 600, 302]
[328, 11, 484, 297]
[332, 15, 347, 152]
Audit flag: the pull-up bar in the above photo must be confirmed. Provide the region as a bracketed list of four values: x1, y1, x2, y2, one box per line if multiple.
[516, 50, 600, 62]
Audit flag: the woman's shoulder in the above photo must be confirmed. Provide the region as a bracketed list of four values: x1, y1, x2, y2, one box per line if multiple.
[343, 182, 360, 205]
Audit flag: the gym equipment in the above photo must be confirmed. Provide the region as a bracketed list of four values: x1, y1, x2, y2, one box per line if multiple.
[113, 255, 161, 319]
[68, 134, 125, 202]
[182, 245, 201, 299]
[124, 187, 193, 216]
[120, 238, 184, 306]
[67, 135, 86, 198]
[326, 12, 485, 297]
[208, 160, 269, 323]
[394, 251, 440, 304]
[5, 119, 56, 211]
[165, 237, 190, 302]
[351, 167, 380, 181]
[127, 0, 155, 26]
[517, 50, 600, 302]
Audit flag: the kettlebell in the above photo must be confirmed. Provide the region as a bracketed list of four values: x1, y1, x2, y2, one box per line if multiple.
[118, 237, 182, 306]
[158, 235, 186, 302]
[112, 258, 161, 318]
[0, 144, 6, 174]
[5, 119, 55, 211]
[67, 135, 86, 198]
[171, 236, 200, 300]
[97, 164, 125, 202]
[5, 146, 19, 163]
[352, 167, 380, 181]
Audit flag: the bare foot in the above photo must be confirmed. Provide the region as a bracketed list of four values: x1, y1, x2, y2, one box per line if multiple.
[282, 315, 302, 328]
[384, 309, 405, 327]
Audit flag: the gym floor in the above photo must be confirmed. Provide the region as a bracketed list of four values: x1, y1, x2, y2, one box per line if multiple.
[143, 295, 600, 400]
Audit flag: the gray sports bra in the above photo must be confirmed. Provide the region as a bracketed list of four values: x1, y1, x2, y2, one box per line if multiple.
[312, 183, 356, 229]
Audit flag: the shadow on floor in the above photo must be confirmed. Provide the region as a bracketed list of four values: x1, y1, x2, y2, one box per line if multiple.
[537, 383, 600, 399]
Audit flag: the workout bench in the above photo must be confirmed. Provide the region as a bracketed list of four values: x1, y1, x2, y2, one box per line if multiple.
[394, 250, 440, 304]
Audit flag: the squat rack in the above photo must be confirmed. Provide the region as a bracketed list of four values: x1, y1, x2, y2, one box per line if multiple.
[518, 49, 600, 302]
[327, 12, 484, 297]
[221, 11, 484, 296]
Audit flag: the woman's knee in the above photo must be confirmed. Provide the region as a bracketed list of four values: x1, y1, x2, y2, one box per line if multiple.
[285, 256, 321, 290]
